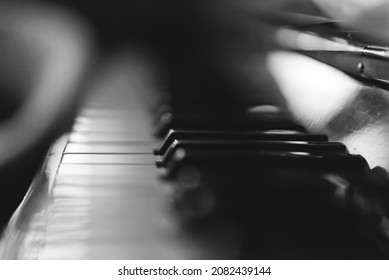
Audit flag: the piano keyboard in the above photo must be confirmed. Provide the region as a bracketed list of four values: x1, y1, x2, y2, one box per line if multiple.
[0, 54, 240, 259]
[1, 52, 389, 259]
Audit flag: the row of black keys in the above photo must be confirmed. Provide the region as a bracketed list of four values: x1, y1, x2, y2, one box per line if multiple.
[151, 110, 389, 259]
[153, 113, 368, 177]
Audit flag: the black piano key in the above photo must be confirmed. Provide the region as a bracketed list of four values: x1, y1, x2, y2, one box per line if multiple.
[164, 148, 368, 178]
[155, 129, 329, 155]
[157, 139, 347, 167]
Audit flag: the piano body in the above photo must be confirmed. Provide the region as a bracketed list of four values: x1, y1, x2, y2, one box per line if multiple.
[1, 1, 389, 259]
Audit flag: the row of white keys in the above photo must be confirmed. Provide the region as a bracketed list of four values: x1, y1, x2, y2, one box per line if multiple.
[36, 55, 237, 259]
[0, 53, 239, 259]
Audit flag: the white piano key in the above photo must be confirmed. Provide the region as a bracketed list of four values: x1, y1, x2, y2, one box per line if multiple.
[51, 185, 91, 198]
[45, 220, 89, 233]
[64, 143, 153, 154]
[55, 175, 164, 186]
[57, 164, 159, 177]
[73, 118, 152, 134]
[47, 212, 89, 221]
[68, 132, 153, 143]
[61, 154, 155, 164]
[50, 202, 90, 210]
[52, 184, 164, 199]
